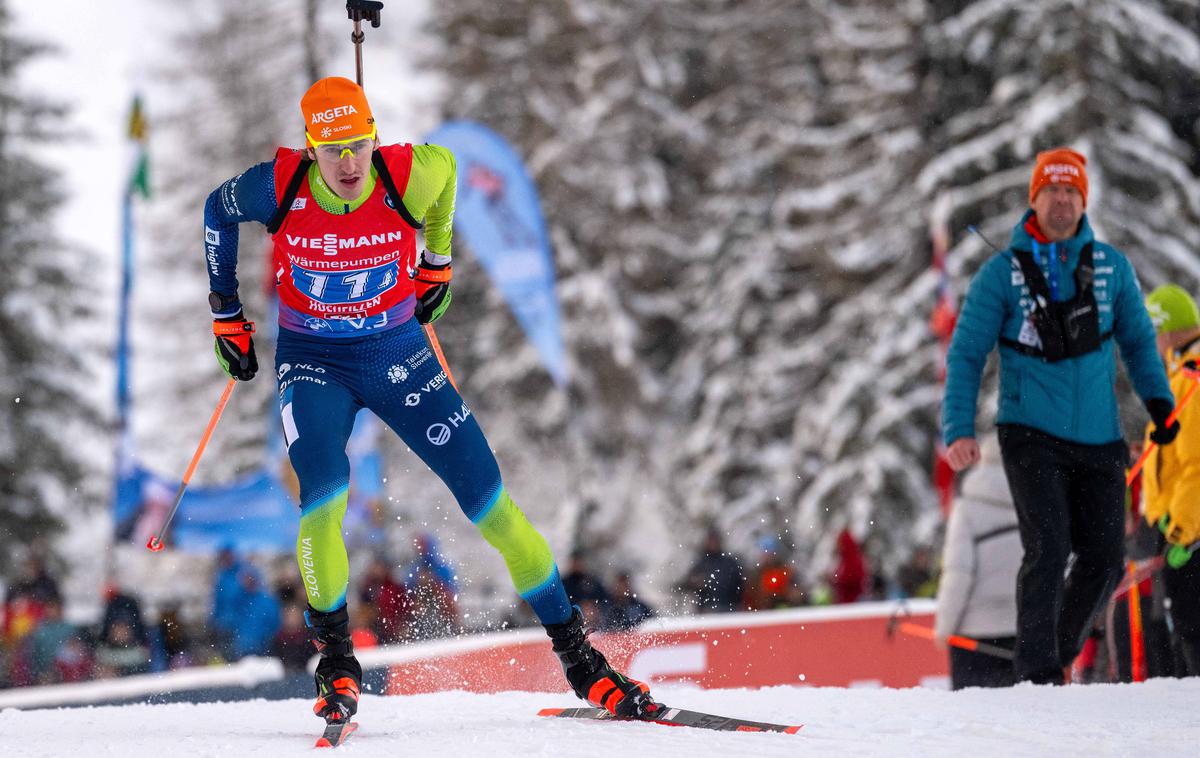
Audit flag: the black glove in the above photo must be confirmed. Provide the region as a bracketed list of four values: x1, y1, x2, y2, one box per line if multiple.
[213, 311, 258, 381]
[1147, 397, 1180, 446]
[412, 251, 452, 325]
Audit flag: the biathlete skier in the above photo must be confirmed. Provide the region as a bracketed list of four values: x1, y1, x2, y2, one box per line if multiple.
[202, 76, 657, 724]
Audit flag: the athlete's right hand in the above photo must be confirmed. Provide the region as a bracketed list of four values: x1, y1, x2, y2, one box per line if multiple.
[213, 312, 258, 381]
[945, 437, 980, 472]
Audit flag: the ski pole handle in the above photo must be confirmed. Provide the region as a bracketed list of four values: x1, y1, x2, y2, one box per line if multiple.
[346, 0, 384, 87]
[1127, 366, 1200, 486]
[146, 378, 237, 552]
[896, 621, 1014, 661]
[424, 323, 458, 391]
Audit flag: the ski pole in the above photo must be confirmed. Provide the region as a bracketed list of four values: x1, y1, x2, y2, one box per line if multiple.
[425, 323, 458, 390]
[346, 0, 383, 88]
[895, 621, 1015, 661]
[345, 1, 460, 390]
[1127, 365, 1200, 486]
[146, 378, 237, 552]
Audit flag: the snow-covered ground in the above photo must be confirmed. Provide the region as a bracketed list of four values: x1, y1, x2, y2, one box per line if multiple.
[3, 679, 1196, 757]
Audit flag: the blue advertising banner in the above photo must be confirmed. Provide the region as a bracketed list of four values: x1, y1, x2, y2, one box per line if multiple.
[114, 465, 299, 552]
[424, 121, 567, 387]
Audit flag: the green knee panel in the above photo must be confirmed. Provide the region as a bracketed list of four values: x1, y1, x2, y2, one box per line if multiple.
[476, 490, 555, 594]
[297, 489, 350, 612]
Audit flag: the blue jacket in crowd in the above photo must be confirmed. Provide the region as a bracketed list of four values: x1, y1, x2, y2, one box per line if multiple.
[943, 210, 1171, 446]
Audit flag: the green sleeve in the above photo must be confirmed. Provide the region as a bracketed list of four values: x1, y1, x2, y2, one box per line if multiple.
[403, 144, 456, 258]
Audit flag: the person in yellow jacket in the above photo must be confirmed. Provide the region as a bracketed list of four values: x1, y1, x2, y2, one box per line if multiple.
[1141, 283, 1200, 674]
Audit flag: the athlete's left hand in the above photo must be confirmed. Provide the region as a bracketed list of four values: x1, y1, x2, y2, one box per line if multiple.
[413, 250, 452, 324]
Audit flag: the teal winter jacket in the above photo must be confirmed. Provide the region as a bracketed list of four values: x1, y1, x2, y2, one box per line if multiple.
[942, 210, 1171, 446]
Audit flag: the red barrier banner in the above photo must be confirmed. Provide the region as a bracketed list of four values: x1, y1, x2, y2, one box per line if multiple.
[368, 601, 947, 695]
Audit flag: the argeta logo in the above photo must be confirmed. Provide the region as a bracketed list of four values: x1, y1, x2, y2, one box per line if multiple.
[311, 105, 359, 124]
[205, 227, 220, 245]
[427, 423, 451, 446]
[388, 365, 409, 383]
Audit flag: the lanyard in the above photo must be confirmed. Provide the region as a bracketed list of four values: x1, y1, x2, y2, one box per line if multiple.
[1032, 241, 1060, 301]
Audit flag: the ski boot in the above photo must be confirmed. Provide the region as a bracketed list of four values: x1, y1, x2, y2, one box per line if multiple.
[307, 604, 362, 724]
[544, 606, 661, 719]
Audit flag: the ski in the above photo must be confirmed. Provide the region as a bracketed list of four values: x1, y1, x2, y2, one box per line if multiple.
[314, 719, 359, 748]
[538, 706, 802, 734]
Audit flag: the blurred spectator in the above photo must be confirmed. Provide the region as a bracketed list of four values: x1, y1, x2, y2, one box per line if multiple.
[404, 533, 458, 593]
[604, 572, 655, 631]
[361, 556, 413, 644]
[830, 529, 867, 604]
[3, 550, 62, 647]
[229, 568, 281, 659]
[25, 597, 82, 685]
[94, 619, 150, 678]
[897, 546, 938, 599]
[51, 636, 93, 684]
[406, 566, 459, 640]
[1139, 284, 1200, 676]
[561, 551, 611, 609]
[99, 583, 149, 652]
[271, 603, 315, 671]
[148, 604, 192, 672]
[934, 435, 1019, 689]
[680, 528, 747, 613]
[744, 536, 803, 610]
[210, 546, 244, 658]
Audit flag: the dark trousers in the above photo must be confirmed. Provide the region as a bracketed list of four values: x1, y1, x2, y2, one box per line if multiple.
[1164, 553, 1200, 675]
[949, 636, 1016, 690]
[998, 424, 1126, 682]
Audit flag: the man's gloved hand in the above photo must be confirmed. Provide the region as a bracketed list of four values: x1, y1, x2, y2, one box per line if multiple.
[1147, 397, 1180, 445]
[1167, 544, 1195, 569]
[1157, 516, 1197, 567]
[213, 311, 258, 381]
[412, 250, 452, 325]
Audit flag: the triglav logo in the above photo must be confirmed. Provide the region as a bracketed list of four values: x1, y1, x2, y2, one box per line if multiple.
[404, 393, 420, 407]
[388, 365, 409, 384]
[426, 423, 451, 446]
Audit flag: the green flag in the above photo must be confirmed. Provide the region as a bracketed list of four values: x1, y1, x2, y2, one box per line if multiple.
[127, 95, 150, 198]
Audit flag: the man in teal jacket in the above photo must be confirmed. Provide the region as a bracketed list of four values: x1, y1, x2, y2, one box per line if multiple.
[942, 147, 1177, 684]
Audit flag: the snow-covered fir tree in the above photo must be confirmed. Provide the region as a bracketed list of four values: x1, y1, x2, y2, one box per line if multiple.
[0, 0, 107, 574]
[429, 0, 1200, 594]
[136, 0, 318, 482]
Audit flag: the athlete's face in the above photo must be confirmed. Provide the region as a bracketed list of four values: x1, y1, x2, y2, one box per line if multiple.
[1032, 183, 1084, 242]
[307, 136, 378, 200]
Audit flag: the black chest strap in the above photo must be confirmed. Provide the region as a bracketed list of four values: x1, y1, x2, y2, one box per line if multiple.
[264, 151, 425, 234]
[266, 158, 312, 234]
[372, 151, 423, 230]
